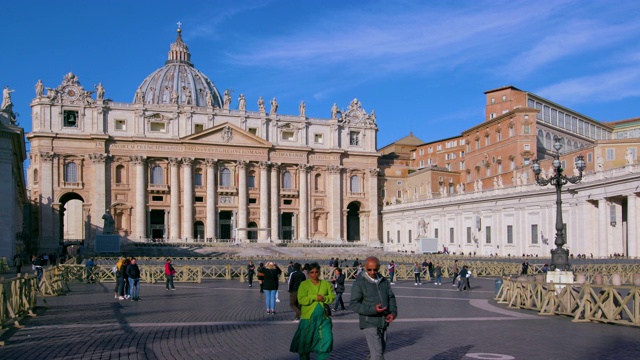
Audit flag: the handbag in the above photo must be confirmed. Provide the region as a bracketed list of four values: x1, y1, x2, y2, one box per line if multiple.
[323, 303, 332, 317]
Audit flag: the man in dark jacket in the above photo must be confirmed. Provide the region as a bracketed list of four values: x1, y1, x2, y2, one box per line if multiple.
[288, 262, 306, 321]
[350, 256, 398, 360]
[126, 258, 141, 301]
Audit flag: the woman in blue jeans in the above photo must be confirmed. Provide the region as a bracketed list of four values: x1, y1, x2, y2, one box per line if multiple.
[262, 262, 282, 314]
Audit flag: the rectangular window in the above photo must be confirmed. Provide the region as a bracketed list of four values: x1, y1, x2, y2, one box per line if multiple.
[419, 160, 425, 168]
[551, 109, 557, 125]
[466, 227, 472, 243]
[248, 127, 257, 135]
[314, 133, 323, 144]
[587, 153, 593, 163]
[408, 230, 412, 243]
[531, 224, 538, 244]
[249, 198, 257, 204]
[282, 131, 295, 141]
[152, 195, 163, 202]
[194, 124, 204, 133]
[350, 131, 360, 146]
[386, 231, 390, 243]
[434, 228, 439, 239]
[150, 122, 166, 132]
[485, 226, 491, 244]
[449, 227, 454, 244]
[397, 230, 401, 243]
[397, 190, 402, 198]
[606, 148, 615, 161]
[543, 105, 550, 123]
[419, 149, 424, 155]
[535, 102, 543, 120]
[115, 119, 126, 130]
[437, 145, 442, 151]
[629, 148, 637, 161]
[283, 199, 293, 205]
[63, 110, 79, 128]
[505, 225, 512, 244]
[195, 196, 204, 203]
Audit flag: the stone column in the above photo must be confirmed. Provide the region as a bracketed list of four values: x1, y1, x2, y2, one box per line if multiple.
[598, 198, 608, 257]
[298, 164, 310, 241]
[628, 193, 638, 257]
[89, 153, 107, 250]
[328, 165, 342, 240]
[259, 161, 270, 242]
[132, 156, 146, 240]
[368, 168, 380, 244]
[270, 163, 280, 241]
[182, 157, 194, 240]
[237, 160, 248, 241]
[205, 159, 217, 240]
[39, 152, 55, 249]
[169, 157, 181, 240]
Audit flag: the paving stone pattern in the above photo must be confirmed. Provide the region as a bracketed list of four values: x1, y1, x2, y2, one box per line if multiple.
[1, 278, 639, 359]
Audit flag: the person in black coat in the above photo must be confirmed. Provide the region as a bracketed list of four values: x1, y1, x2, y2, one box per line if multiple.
[332, 268, 346, 311]
[288, 262, 306, 321]
[262, 262, 282, 314]
[126, 258, 141, 301]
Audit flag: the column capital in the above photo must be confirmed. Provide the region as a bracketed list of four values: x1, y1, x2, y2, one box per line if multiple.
[327, 165, 343, 174]
[181, 157, 194, 167]
[88, 153, 109, 164]
[168, 157, 181, 166]
[237, 160, 248, 169]
[259, 160, 270, 170]
[369, 168, 380, 177]
[271, 162, 281, 171]
[130, 155, 146, 165]
[205, 158, 218, 167]
[39, 151, 54, 162]
[298, 164, 312, 173]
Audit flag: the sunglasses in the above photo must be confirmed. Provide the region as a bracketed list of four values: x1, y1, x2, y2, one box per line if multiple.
[365, 268, 379, 272]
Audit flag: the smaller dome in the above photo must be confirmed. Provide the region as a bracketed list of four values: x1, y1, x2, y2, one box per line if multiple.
[135, 27, 222, 107]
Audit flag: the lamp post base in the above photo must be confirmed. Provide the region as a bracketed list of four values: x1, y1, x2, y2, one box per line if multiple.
[551, 247, 570, 271]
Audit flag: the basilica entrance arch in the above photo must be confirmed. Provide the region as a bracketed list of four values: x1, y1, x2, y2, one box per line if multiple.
[346, 202, 361, 241]
[58, 192, 86, 247]
[247, 222, 258, 242]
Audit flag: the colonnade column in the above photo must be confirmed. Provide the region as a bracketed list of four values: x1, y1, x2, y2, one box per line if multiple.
[598, 198, 608, 257]
[259, 161, 270, 242]
[89, 153, 107, 251]
[169, 157, 181, 240]
[328, 165, 342, 240]
[298, 164, 309, 241]
[182, 157, 194, 240]
[237, 160, 248, 241]
[270, 163, 280, 241]
[39, 152, 54, 247]
[132, 155, 147, 240]
[628, 194, 638, 257]
[368, 168, 380, 244]
[205, 159, 217, 240]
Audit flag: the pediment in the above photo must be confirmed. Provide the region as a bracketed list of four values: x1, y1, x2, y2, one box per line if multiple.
[181, 122, 272, 147]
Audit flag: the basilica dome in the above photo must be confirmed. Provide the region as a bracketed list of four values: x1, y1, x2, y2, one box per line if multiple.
[135, 28, 222, 107]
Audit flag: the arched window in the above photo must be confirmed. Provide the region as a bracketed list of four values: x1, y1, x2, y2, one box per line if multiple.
[194, 168, 203, 186]
[248, 171, 256, 188]
[151, 166, 163, 185]
[350, 175, 360, 193]
[545, 133, 552, 150]
[314, 174, 323, 192]
[283, 171, 292, 189]
[115, 165, 125, 184]
[33, 168, 39, 184]
[537, 130, 543, 144]
[220, 168, 231, 187]
[115, 211, 123, 230]
[64, 162, 78, 183]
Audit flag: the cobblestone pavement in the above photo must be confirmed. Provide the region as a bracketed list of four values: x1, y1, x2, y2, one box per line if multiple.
[1, 277, 639, 359]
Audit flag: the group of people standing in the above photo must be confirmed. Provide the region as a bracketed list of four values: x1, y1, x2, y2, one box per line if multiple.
[113, 257, 142, 301]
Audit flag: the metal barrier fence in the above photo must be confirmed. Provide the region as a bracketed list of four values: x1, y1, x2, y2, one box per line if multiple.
[0, 274, 38, 343]
[495, 276, 640, 327]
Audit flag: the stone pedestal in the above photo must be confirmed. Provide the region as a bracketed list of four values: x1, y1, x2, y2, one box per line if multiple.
[95, 234, 120, 253]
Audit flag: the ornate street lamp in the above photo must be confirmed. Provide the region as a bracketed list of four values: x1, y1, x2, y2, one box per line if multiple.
[531, 138, 586, 271]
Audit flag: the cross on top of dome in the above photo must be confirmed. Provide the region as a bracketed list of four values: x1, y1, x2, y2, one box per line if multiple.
[167, 22, 191, 66]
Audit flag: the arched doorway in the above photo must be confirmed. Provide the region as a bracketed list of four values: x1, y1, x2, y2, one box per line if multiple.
[347, 202, 361, 241]
[247, 222, 258, 242]
[58, 192, 86, 247]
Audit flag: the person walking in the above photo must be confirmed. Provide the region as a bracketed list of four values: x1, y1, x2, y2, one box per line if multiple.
[433, 263, 443, 285]
[32, 256, 44, 286]
[262, 262, 282, 314]
[288, 262, 306, 322]
[331, 268, 346, 311]
[257, 262, 265, 293]
[387, 261, 395, 285]
[115, 257, 126, 299]
[458, 265, 471, 291]
[350, 256, 398, 360]
[521, 260, 530, 275]
[126, 258, 141, 301]
[85, 258, 96, 283]
[247, 260, 256, 287]
[289, 262, 335, 360]
[452, 259, 459, 286]
[121, 257, 131, 299]
[14, 253, 23, 275]
[413, 262, 422, 285]
[165, 258, 176, 290]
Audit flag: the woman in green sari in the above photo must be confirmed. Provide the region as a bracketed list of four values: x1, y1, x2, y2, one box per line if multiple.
[290, 262, 335, 360]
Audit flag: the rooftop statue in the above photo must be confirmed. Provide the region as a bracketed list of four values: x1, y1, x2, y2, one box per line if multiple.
[299, 101, 306, 117]
[95, 83, 105, 100]
[270, 97, 278, 114]
[258, 96, 265, 112]
[1, 86, 14, 111]
[35, 80, 44, 98]
[331, 103, 339, 119]
[238, 94, 246, 111]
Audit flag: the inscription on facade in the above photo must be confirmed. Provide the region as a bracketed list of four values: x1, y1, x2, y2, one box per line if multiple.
[110, 143, 267, 156]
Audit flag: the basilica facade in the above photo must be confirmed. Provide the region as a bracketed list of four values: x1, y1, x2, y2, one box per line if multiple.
[27, 29, 381, 253]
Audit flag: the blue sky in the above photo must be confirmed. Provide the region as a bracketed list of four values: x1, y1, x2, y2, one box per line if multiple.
[2, 0, 640, 149]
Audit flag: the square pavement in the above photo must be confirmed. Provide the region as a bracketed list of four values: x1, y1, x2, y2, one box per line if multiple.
[1, 277, 639, 359]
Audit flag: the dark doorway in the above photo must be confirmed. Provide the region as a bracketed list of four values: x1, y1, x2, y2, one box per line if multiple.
[194, 221, 204, 240]
[150, 209, 165, 240]
[248, 221, 258, 242]
[219, 211, 233, 241]
[347, 202, 361, 241]
[281, 213, 294, 241]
